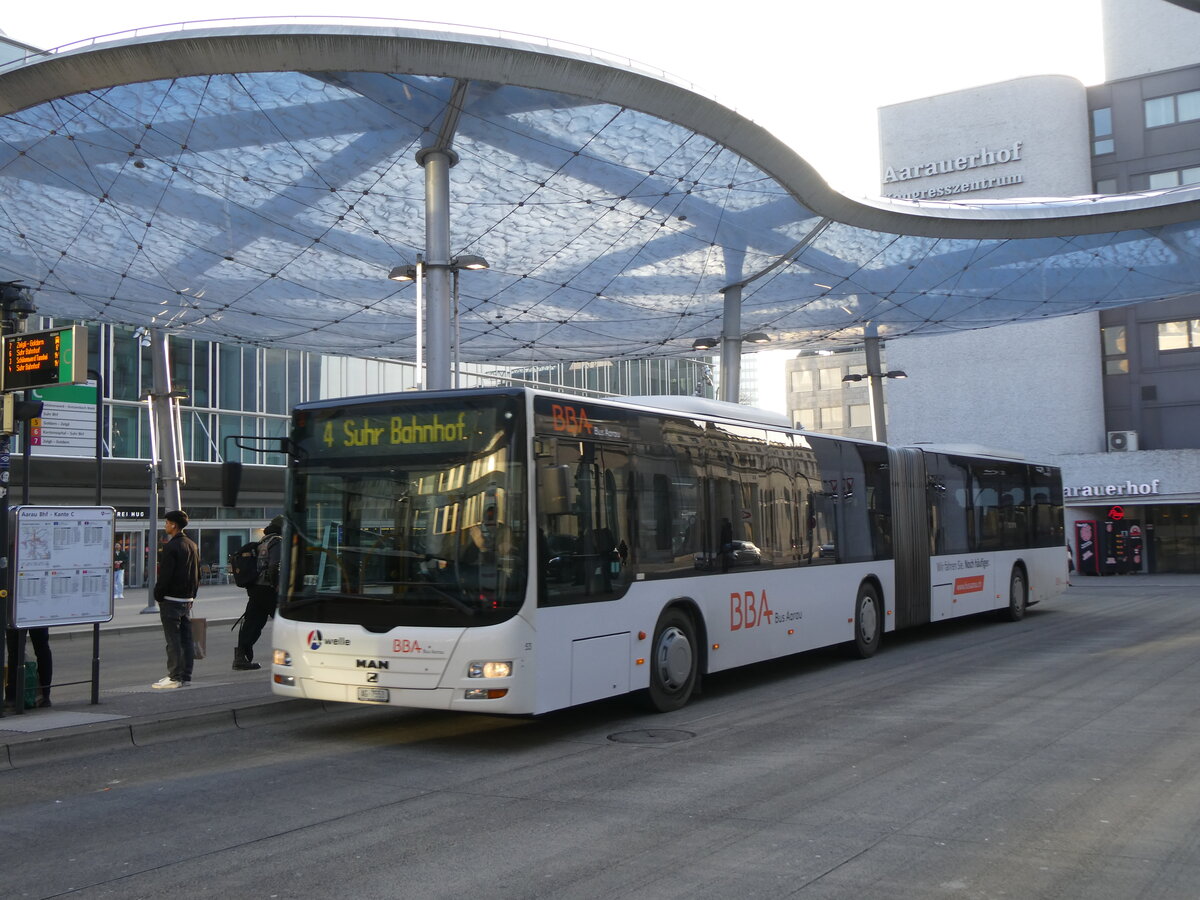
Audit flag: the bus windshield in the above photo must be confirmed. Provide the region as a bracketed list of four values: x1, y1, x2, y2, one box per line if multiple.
[282, 394, 527, 629]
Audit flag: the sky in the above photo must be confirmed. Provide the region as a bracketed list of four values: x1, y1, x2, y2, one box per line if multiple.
[1, 1, 1107, 196]
[0, 1, 1111, 413]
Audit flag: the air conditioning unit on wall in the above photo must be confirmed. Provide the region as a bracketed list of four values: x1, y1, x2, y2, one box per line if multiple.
[1107, 430, 1139, 452]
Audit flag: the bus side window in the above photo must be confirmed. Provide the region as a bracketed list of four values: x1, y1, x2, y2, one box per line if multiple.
[928, 454, 971, 555]
[537, 437, 633, 604]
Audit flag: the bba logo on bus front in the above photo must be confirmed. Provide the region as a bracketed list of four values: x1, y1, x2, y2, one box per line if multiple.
[307, 630, 351, 650]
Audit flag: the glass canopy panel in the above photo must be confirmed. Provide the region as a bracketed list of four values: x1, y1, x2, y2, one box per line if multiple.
[1, 26, 1200, 365]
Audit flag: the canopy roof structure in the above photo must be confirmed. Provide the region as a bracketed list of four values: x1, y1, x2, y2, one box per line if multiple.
[2, 22, 1200, 366]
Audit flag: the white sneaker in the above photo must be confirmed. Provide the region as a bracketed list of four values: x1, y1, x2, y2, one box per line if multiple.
[152, 677, 182, 690]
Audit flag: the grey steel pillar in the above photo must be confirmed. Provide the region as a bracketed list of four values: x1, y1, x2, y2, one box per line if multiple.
[418, 148, 456, 391]
[863, 327, 887, 443]
[718, 285, 743, 403]
[150, 329, 183, 512]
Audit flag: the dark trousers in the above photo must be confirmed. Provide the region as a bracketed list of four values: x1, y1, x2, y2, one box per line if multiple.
[5, 627, 52, 701]
[237, 587, 277, 661]
[158, 600, 194, 682]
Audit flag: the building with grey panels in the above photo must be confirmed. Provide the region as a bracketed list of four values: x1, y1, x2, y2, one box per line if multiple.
[864, 0, 1200, 573]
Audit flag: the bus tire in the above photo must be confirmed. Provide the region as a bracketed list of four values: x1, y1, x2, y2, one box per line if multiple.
[851, 582, 882, 659]
[644, 607, 699, 713]
[1002, 565, 1027, 622]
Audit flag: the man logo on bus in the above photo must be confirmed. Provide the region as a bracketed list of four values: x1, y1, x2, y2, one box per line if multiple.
[309, 630, 323, 650]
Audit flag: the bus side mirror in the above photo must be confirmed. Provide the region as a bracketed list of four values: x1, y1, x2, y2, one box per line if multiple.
[221, 461, 243, 507]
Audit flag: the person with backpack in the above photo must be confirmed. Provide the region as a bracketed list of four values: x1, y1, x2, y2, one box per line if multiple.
[233, 515, 284, 671]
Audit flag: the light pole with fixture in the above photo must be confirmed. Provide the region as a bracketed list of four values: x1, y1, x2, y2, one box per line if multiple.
[390, 254, 489, 389]
[451, 255, 489, 388]
[841, 325, 906, 442]
[691, 328, 771, 402]
[389, 257, 426, 388]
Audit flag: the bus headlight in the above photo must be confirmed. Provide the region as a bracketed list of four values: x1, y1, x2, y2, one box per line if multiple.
[468, 661, 512, 679]
[273, 649, 292, 666]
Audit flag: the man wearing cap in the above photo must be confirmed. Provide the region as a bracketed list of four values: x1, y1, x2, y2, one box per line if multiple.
[233, 515, 284, 671]
[153, 509, 200, 689]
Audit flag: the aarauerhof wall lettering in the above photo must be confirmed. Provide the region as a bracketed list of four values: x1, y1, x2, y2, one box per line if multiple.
[883, 141, 1024, 183]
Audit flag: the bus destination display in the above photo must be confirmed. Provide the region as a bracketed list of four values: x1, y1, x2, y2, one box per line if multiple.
[298, 403, 507, 456]
[2, 325, 88, 392]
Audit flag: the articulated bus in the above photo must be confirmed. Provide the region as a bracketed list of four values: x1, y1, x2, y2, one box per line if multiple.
[265, 387, 1066, 714]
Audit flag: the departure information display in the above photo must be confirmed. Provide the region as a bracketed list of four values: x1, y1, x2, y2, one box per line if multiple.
[2, 325, 87, 391]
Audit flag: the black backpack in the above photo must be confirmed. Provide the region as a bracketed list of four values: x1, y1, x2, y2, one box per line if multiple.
[256, 534, 282, 588]
[230, 540, 261, 587]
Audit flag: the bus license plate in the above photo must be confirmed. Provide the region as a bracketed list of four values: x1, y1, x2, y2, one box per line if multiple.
[357, 687, 389, 703]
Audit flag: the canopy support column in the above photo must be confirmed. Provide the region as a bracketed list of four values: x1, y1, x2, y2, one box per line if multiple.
[718, 285, 742, 403]
[864, 328, 888, 442]
[417, 147, 456, 391]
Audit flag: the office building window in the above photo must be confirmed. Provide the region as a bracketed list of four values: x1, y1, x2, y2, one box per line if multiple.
[1102, 325, 1126, 356]
[1092, 107, 1114, 155]
[820, 406, 844, 431]
[1095, 178, 1118, 194]
[1102, 325, 1128, 374]
[790, 370, 814, 393]
[793, 409, 816, 430]
[1158, 319, 1200, 351]
[1146, 96, 1175, 127]
[1142, 167, 1200, 192]
[849, 404, 872, 428]
[1180, 90, 1200, 122]
[818, 368, 843, 391]
[1149, 171, 1181, 189]
[1145, 89, 1200, 128]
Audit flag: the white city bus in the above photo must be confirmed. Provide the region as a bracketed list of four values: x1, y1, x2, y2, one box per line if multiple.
[264, 387, 1066, 714]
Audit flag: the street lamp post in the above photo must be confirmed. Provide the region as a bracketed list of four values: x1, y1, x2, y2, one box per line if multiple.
[390, 254, 488, 390]
[691, 329, 771, 403]
[841, 327, 906, 442]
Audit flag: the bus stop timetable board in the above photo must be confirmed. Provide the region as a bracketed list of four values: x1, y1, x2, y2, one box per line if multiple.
[12, 506, 115, 628]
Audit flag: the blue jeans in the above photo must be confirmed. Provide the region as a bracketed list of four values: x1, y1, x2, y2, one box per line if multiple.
[158, 600, 194, 682]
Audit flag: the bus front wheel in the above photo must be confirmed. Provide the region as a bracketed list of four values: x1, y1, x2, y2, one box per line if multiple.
[645, 608, 699, 712]
[1002, 566, 1027, 622]
[852, 582, 882, 659]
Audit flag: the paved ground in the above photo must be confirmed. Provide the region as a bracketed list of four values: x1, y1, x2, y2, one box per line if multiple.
[2, 573, 1197, 771]
[0, 582, 343, 767]
[5, 572, 1200, 898]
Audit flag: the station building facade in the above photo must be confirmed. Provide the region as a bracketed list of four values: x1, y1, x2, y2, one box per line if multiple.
[862, 0, 1200, 573]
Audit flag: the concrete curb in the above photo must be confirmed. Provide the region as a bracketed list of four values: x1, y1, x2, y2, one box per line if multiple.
[1, 697, 339, 770]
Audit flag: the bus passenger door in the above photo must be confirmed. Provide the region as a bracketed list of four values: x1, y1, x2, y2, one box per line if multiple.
[890, 446, 931, 628]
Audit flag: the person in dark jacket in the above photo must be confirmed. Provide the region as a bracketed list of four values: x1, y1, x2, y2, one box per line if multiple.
[233, 515, 284, 671]
[152, 509, 200, 689]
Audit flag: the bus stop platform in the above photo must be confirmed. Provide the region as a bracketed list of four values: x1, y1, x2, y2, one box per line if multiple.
[0, 583, 346, 768]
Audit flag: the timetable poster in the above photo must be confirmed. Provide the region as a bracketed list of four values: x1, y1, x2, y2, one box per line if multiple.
[13, 506, 116, 627]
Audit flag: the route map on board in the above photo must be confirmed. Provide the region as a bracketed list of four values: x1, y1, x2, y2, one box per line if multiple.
[12, 506, 115, 627]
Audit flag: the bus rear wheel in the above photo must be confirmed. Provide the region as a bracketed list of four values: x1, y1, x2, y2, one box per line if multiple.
[851, 582, 882, 659]
[645, 608, 698, 712]
[1002, 566, 1027, 622]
